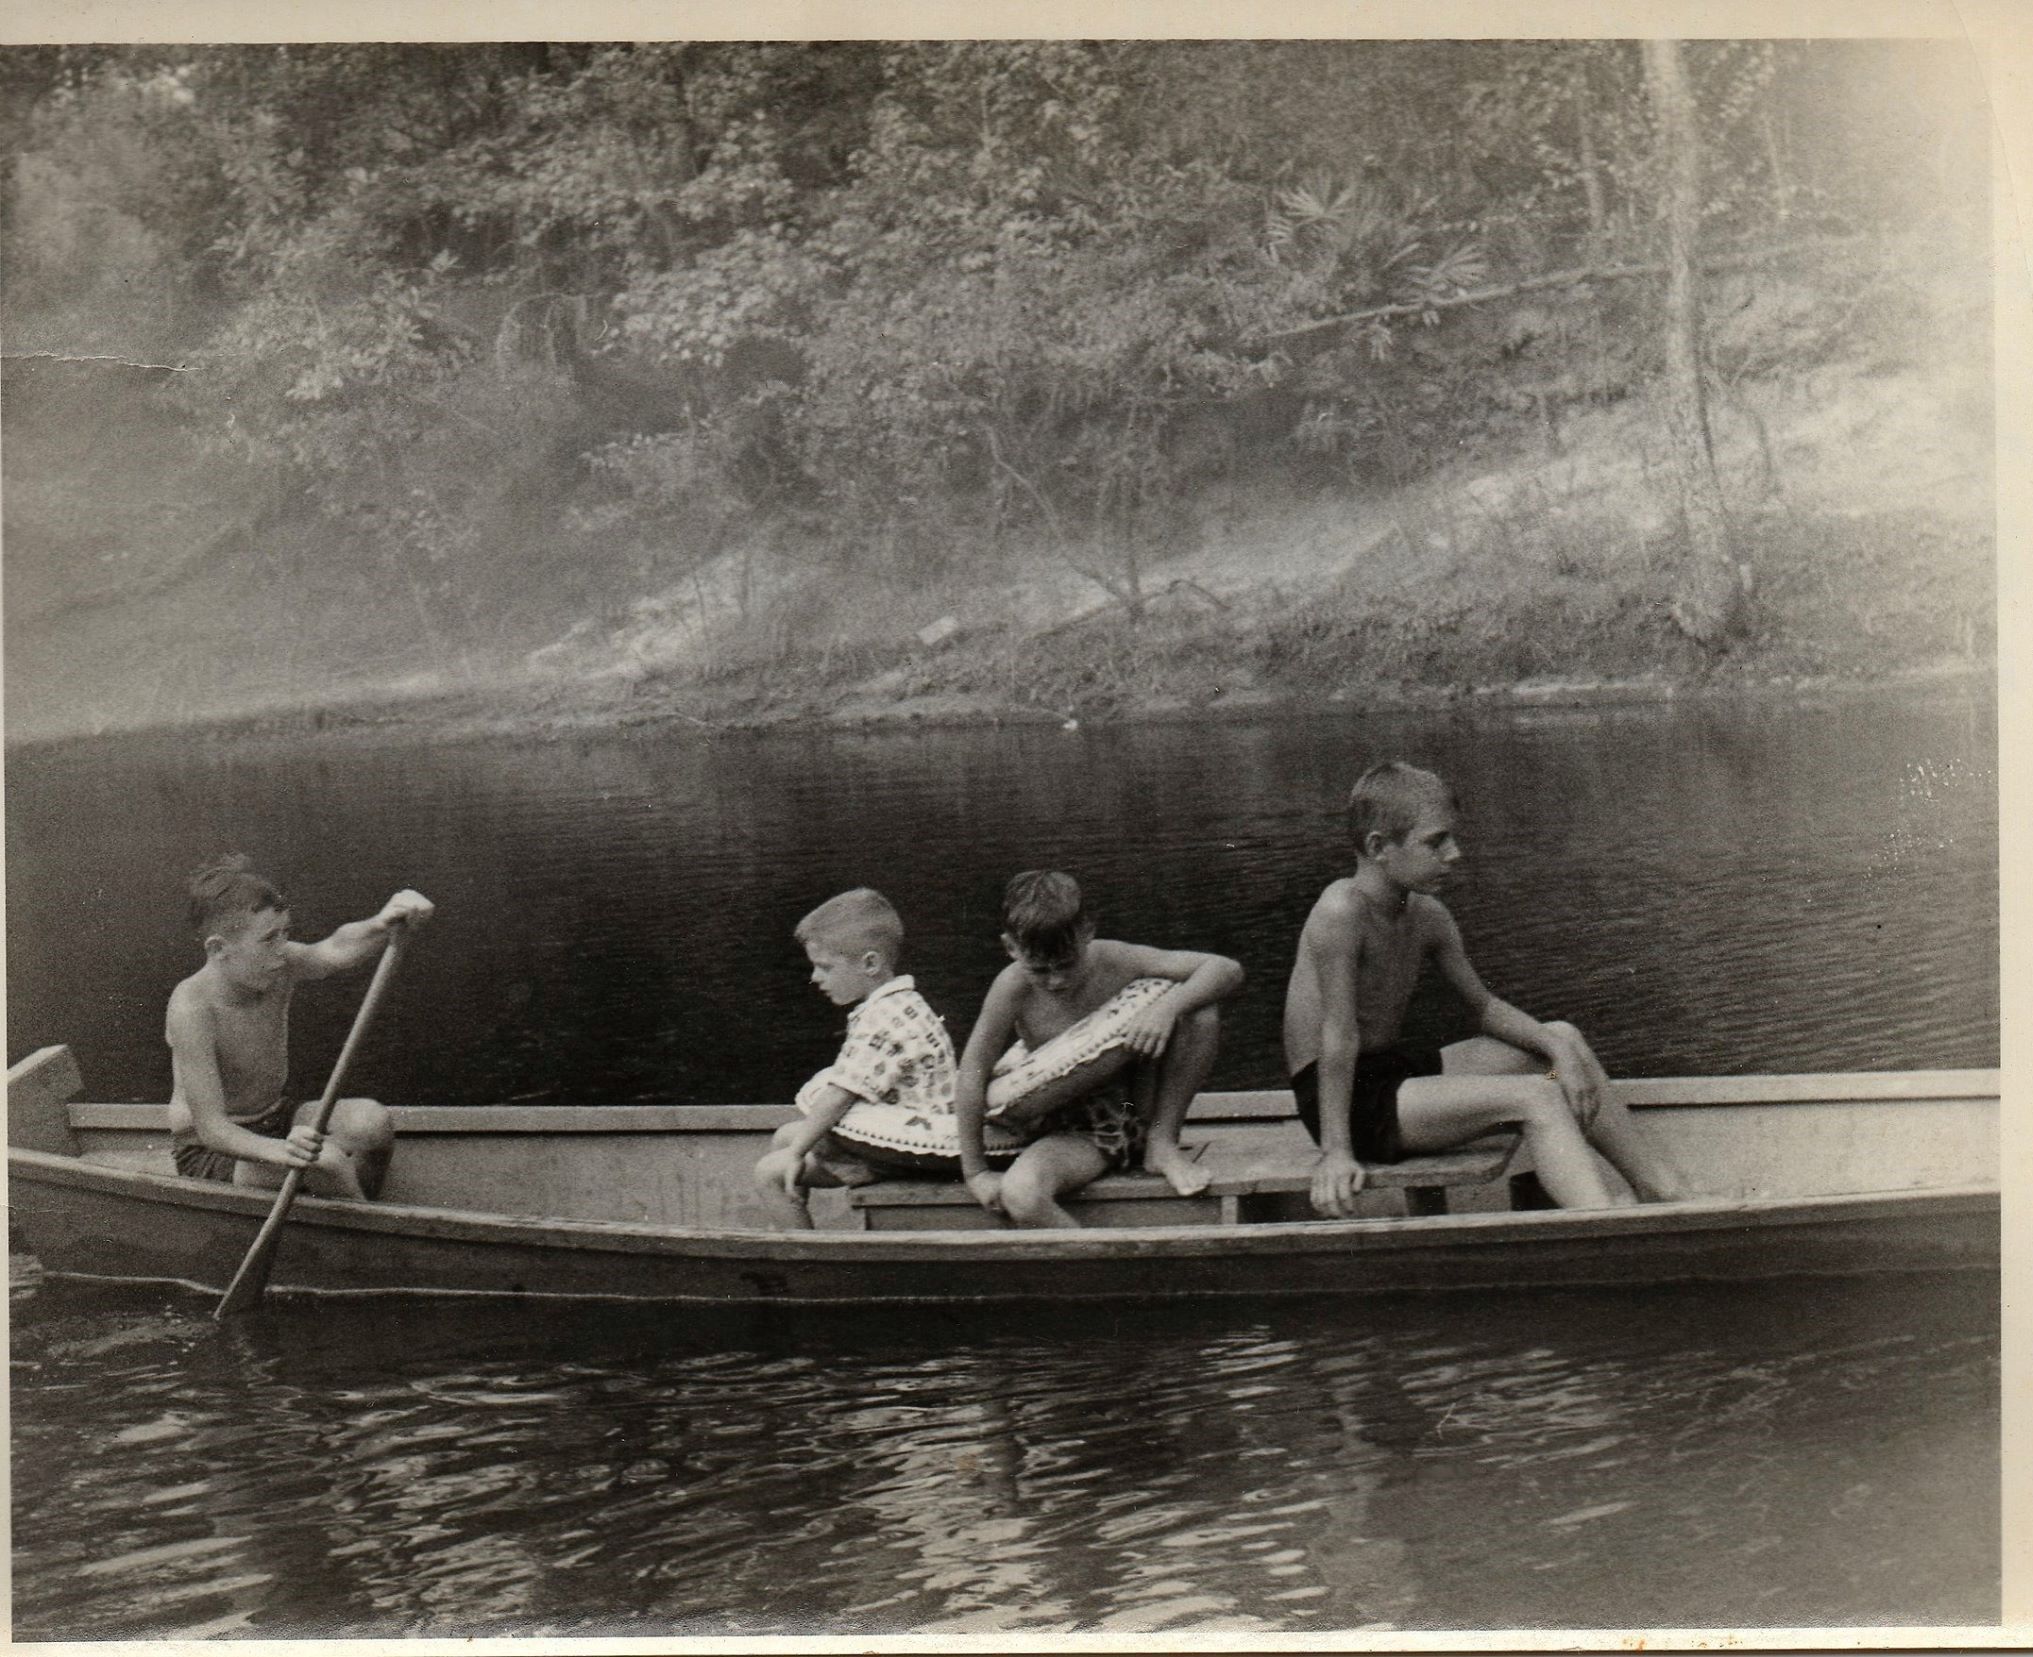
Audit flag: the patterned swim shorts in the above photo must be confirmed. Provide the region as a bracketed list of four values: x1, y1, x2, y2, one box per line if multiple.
[1032, 1088, 1147, 1172]
[985, 977, 1176, 1172]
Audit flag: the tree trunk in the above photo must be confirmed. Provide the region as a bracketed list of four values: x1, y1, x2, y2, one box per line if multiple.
[1760, 99, 1792, 226]
[1574, 61, 1606, 244]
[1642, 39, 1747, 649]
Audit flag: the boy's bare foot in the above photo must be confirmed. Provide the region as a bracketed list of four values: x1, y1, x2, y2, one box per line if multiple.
[1145, 1143, 1211, 1198]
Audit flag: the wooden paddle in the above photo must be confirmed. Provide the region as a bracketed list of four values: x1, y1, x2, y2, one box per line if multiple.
[215, 928, 408, 1319]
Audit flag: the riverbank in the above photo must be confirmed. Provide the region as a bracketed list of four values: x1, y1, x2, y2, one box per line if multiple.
[6, 551, 1993, 756]
[4, 346, 1993, 754]
[10, 644, 1991, 759]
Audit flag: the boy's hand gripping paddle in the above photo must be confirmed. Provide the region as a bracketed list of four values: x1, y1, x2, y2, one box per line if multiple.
[215, 928, 408, 1319]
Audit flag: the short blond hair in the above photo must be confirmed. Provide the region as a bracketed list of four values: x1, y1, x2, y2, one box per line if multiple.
[1347, 762, 1455, 851]
[794, 887, 904, 968]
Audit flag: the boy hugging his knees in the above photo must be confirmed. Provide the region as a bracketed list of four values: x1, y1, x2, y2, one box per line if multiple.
[165, 854, 431, 1200]
[954, 870, 1245, 1228]
[755, 887, 1020, 1230]
[1283, 761, 1688, 1218]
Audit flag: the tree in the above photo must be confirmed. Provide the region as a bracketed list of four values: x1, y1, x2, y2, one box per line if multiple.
[1642, 39, 1751, 649]
[4, 39, 1970, 652]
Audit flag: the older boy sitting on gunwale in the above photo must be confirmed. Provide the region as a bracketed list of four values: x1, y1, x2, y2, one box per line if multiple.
[1284, 761, 1687, 1217]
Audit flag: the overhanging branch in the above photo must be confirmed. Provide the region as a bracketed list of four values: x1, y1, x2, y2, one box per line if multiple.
[1254, 234, 1868, 345]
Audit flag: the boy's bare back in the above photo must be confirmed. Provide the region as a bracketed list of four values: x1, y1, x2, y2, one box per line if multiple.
[1282, 878, 1452, 1072]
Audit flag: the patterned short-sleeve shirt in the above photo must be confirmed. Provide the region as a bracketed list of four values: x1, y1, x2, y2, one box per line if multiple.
[800, 976, 1026, 1160]
[823, 976, 956, 1113]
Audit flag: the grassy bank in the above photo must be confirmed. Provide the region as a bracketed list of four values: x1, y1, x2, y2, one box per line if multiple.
[13, 498, 1986, 755]
[3, 343, 1992, 752]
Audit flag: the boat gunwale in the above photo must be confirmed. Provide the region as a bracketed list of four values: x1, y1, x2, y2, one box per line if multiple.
[8, 1143, 2001, 1264]
[59, 1066, 2005, 1135]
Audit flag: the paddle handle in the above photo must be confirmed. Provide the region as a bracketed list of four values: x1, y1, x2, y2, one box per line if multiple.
[216, 931, 408, 1319]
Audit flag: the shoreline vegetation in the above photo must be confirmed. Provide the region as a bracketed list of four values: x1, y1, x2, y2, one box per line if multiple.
[8, 631, 1994, 760]
[4, 358, 1994, 754]
[1, 42, 1995, 753]
[138, 662, 2001, 755]
[5, 329, 1995, 753]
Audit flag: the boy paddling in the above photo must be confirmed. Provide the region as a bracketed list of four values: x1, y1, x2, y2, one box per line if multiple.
[1284, 762, 1685, 1215]
[166, 855, 432, 1199]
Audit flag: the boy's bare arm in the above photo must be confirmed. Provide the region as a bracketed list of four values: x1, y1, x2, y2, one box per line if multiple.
[954, 969, 1025, 1198]
[1105, 941, 1245, 1057]
[771, 1084, 857, 1194]
[1428, 904, 1603, 1118]
[166, 993, 320, 1171]
[1304, 896, 1369, 1217]
[289, 889, 435, 979]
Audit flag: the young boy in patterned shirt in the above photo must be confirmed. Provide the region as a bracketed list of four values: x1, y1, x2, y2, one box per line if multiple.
[753, 887, 1023, 1229]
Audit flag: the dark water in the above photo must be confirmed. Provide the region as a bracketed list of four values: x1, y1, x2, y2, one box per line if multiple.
[6, 690, 2001, 1636]
[3, 691, 2000, 1106]
[8, 1270, 2000, 1639]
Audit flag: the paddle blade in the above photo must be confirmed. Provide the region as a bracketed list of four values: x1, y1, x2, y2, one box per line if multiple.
[215, 1168, 304, 1319]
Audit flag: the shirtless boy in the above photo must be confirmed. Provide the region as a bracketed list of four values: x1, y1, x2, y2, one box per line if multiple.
[955, 870, 1244, 1227]
[1284, 762, 1686, 1216]
[166, 854, 432, 1199]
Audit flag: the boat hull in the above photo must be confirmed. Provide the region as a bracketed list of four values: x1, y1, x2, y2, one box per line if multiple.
[9, 1146, 1998, 1306]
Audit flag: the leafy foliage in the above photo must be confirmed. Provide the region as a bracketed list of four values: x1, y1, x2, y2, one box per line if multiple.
[2, 39, 1987, 624]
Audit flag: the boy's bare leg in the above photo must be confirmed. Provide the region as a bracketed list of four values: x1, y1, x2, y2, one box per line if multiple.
[997, 1134, 1112, 1229]
[1439, 1034, 1621, 1194]
[1443, 1032, 1684, 1202]
[235, 1145, 367, 1202]
[1437, 1034, 1541, 1080]
[1539, 1023, 1690, 1201]
[753, 1123, 820, 1230]
[238, 1097, 391, 1200]
[324, 1097, 395, 1199]
[1398, 1075, 1626, 1208]
[753, 1155, 816, 1229]
[1142, 1005, 1219, 1197]
[1580, 1106, 1686, 1199]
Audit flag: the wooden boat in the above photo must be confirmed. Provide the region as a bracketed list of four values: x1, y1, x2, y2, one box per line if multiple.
[7, 1045, 1997, 1306]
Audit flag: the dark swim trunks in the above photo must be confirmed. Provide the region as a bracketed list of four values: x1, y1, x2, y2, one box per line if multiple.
[1290, 1045, 1445, 1165]
[171, 1095, 296, 1182]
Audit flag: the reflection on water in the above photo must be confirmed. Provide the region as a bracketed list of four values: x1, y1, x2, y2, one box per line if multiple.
[10, 1272, 1997, 1638]
[2, 691, 1999, 1109]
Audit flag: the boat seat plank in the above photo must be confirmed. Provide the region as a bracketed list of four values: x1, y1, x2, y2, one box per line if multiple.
[847, 1132, 1521, 1229]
